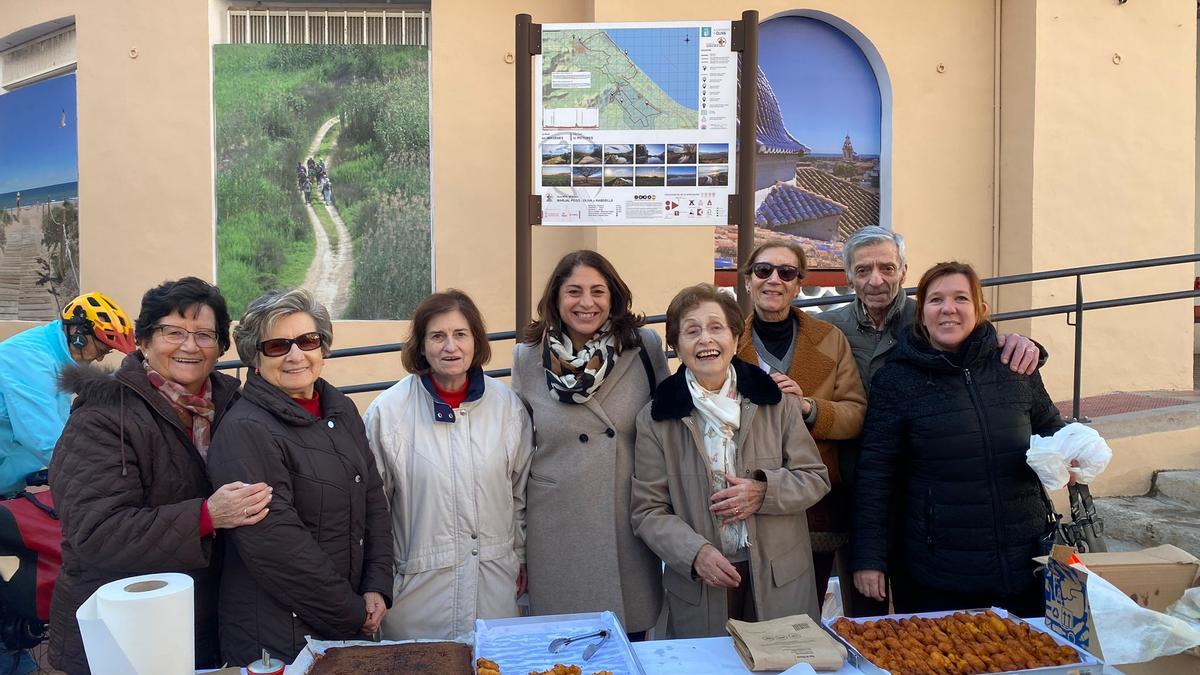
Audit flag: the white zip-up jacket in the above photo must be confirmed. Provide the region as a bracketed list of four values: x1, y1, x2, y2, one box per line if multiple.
[365, 372, 533, 642]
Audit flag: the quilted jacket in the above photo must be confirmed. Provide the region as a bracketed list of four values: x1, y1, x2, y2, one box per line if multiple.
[851, 322, 1064, 597]
[48, 352, 240, 674]
[206, 372, 393, 666]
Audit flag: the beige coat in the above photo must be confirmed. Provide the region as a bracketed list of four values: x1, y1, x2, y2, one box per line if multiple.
[511, 327, 670, 632]
[631, 359, 831, 638]
[364, 373, 533, 642]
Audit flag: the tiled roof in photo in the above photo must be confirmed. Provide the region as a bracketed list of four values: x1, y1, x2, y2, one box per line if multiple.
[752, 68, 810, 155]
[756, 182, 846, 228]
[793, 167, 881, 238]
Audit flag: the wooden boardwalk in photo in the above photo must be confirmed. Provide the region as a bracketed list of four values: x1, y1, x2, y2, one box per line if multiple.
[0, 208, 58, 321]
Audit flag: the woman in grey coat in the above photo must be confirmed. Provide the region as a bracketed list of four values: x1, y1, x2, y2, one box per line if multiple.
[631, 284, 830, 637]
[512, 250, 669, 638]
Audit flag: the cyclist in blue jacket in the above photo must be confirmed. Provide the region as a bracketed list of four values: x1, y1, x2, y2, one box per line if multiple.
[0, 292, 134, 497]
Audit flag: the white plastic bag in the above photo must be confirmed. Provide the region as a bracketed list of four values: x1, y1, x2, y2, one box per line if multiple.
[1026, 422, 1112, 490]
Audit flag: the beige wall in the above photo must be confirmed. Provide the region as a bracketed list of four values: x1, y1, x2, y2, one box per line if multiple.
[0, 0, 1195, 409]
[1014, 0, 1195, 397]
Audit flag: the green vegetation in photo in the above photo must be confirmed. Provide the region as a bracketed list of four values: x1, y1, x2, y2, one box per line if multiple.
[213, 44, 432, 319]
[328, 54, 432, 320]
[39, 201, 80, 306]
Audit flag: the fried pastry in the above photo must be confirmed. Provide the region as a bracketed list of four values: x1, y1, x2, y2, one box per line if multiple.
[830, 611, 1080, 675]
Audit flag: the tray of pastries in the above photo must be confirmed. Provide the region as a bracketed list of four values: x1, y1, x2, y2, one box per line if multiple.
[825, 608, 1103, 675]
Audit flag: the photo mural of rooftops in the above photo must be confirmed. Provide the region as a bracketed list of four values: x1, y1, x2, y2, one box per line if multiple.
[213, 44, 432, 320]
[716, 15, 883, 271]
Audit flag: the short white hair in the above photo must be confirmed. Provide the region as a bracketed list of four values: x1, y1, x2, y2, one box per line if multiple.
[843, 226, 906, 276]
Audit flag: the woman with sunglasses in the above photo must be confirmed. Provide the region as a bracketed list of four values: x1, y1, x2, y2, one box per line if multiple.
[49, 277, 273, 674]
[207, 289, 393, 665]
[735, 240, 866, 612]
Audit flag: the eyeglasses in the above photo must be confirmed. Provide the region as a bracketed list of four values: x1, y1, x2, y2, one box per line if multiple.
[152, 324, 219, 348]
[258, 332, 323, 357]
[750, 262, 801, 282]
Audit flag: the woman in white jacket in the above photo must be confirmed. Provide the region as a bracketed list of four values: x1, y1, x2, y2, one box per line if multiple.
[365, 290, 533, 641]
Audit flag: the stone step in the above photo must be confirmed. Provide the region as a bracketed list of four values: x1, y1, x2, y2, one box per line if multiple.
[1153, 470, 1200, 510]
[1092, 495, 1200, 558]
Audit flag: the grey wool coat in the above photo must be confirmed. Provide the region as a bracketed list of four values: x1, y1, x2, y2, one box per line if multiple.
[511, 327, 670, 632]
[631, 358, 831, 638]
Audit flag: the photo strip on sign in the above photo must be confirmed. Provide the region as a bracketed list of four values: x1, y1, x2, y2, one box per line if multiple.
[534, 21, 736, 226]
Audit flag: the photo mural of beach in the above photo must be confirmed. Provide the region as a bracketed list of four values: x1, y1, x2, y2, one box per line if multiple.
[716, 15, 882, 271]
[0, 73, 80, 320]
[213, 44, 432, 320]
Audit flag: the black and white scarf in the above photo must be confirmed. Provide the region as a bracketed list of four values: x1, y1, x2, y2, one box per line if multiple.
[542, 321, 618, 404]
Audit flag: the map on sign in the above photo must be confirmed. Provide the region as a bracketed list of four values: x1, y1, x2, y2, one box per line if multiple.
[534, 20, 735, 226]
[542, 27, 699, 131]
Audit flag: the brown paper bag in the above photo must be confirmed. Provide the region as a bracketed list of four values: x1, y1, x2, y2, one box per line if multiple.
[726, 614, 847, 671]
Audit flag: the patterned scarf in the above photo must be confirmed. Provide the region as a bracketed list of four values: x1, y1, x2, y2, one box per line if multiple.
[685, 365, 748, 556]
[542, 320, 618, 404]
[143, 360, 215, 458]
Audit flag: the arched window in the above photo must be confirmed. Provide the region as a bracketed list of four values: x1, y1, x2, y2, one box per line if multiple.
[716, 12, 890, 276]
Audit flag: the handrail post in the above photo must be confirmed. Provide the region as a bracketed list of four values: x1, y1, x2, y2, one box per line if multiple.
[515, 14, 537, 333]
[1072, 274, 1086, 422]
[732, 10, 758, 315]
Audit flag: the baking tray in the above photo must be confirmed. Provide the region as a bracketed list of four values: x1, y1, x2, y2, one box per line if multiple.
[284, 637, 471, 674]
[475, 611, 646, 674]
[823, 607, 1103, 675]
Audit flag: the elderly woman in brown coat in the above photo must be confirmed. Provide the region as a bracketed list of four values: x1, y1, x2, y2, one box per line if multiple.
[49, 278, 272, 674]
[736, 239, 866, 610]
[631, 284, 831, 638]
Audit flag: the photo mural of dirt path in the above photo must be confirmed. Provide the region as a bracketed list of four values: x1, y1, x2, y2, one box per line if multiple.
[300, 116, 355, 319]
[0, 208, 59, 321]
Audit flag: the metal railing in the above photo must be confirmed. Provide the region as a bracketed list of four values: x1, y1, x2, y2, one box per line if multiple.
[216, 253, 1200, 410]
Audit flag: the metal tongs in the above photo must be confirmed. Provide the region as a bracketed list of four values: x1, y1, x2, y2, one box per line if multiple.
[548, 629, 610, 661]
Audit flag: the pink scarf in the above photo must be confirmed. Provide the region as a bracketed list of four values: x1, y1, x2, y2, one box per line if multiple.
[143, 361, 215, 459]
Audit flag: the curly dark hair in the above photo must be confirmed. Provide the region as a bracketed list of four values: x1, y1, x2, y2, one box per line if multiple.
[522, 250, 644, 352]
[133, 277, 232, 355]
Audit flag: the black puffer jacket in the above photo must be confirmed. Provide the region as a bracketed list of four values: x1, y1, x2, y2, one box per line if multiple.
[49, 353, 240, 674]
[851, 322, 1063, 597]
[206, 372, 392, 666]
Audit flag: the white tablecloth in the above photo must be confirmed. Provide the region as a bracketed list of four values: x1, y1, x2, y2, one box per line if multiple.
[631, 636, 864, 674]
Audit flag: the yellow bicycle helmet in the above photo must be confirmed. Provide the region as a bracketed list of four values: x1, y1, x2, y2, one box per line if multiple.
[62, 292, 135, 354]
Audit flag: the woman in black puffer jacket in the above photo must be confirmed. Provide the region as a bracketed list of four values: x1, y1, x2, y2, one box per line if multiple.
[851, 262, 1063, 617]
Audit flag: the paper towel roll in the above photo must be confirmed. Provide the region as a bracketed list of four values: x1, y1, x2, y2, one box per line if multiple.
[77, 572, 195, 675]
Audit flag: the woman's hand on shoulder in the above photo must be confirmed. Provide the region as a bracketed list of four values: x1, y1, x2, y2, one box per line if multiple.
[207, 481, 272, 529]
[693, 544, 741, 589]
[770, 372, 805, 402]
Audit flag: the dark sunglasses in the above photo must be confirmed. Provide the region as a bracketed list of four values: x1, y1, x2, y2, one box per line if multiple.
[258, 332, 323, 357]
[750, 262, 801, 282]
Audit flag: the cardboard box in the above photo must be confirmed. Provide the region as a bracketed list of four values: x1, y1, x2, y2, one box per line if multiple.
[1037, 545, 1200, 614]
[1067, 545, 1199, 613]
[1042, 544, 1200, 668]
